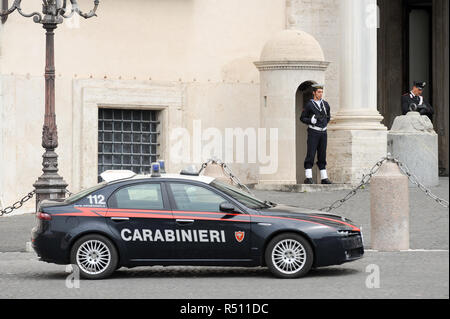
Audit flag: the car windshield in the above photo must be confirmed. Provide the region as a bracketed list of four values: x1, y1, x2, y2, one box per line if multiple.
[64, 182, 107, 204]
[210, 180, 274, 210]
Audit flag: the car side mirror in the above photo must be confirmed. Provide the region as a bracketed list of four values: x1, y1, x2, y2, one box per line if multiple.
[219, 202, 237, 213]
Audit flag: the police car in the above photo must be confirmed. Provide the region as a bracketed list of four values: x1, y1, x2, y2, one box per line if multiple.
[31, 163, 364, 280]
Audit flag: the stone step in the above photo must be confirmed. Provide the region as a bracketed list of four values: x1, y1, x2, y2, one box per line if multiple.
[250, 183, 354, 193]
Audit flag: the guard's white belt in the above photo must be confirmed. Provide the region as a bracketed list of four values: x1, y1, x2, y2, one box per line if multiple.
[309, 125, 327, 132]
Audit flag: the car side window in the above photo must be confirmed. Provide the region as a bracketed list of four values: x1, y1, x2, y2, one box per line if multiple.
[109, 183, 164, 210]
[169, 183, 227, 212]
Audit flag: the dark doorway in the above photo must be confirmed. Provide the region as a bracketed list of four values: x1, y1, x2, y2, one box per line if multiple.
[377, 0, 449, 176]
[406, 1, 433, 104]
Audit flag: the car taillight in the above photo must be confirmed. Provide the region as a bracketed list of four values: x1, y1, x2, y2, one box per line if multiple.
[36, 211, 52, 221]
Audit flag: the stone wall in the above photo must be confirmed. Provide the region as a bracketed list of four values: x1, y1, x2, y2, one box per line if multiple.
[0, 0, 285, 214]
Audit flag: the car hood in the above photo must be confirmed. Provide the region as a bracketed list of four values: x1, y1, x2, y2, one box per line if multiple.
[258, 204, 360, 231]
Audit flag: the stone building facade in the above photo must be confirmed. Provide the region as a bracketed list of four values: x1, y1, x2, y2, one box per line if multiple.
[0, 0, 448, 215]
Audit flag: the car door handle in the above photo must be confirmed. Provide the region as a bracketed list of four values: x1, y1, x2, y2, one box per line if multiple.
[110, 217, 130, 222]
[176, 219, 195, 225]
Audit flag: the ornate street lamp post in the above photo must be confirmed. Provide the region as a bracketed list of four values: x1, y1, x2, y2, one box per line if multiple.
[1, 1, 100, 207]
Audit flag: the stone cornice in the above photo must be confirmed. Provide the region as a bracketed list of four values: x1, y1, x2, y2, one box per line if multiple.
[254, 60, 330, 71]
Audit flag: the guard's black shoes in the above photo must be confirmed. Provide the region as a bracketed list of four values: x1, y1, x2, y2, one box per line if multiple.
[304, 178, 314, 185]
[321, 179, 333, 185]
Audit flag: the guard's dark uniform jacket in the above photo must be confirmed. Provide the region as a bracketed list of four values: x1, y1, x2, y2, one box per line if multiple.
[300, 100, 331, 171]
[401, 92, 434, 121]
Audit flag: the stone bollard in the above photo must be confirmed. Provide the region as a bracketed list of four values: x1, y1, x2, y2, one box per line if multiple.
[388, 112, 439, 187]
[370, 160, 410, 251]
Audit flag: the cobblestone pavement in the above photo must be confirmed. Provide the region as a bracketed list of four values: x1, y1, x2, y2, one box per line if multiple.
[0, 251, 447, 299]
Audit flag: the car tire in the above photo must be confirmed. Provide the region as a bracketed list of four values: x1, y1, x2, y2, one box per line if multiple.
[70, 234, 118, 280]
[265, 233, 314, 279]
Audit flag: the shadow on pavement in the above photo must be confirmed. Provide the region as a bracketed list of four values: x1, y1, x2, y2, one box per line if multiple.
[17, 266, 360, 280]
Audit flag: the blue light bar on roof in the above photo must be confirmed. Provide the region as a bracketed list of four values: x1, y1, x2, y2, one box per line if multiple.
[158, 160, 166, 173]
[151, 162, 161, 177]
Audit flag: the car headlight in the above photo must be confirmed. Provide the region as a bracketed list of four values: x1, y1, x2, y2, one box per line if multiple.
[337, 230, 351, 236]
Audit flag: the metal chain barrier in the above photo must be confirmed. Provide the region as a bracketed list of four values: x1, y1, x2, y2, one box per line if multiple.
[0, 190, 36, 217]
[1, 188, 74, 217]
[2, 156, 448, 216]
[200, 158, 254, 195]
[319, 157, 389, 212]
[320, 154, 449, 212]
[392, 158, 449, 209]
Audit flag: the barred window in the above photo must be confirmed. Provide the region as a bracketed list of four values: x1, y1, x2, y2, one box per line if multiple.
[98, 108, 160, 182]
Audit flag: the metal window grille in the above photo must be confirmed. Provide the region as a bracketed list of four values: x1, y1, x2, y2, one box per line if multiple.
[98, 108, 160, 182]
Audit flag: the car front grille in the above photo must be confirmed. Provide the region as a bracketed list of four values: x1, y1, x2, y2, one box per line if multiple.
[340, 234, 363, 250]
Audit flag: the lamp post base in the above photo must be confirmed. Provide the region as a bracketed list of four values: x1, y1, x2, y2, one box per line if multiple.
[33, 149, 68, 211]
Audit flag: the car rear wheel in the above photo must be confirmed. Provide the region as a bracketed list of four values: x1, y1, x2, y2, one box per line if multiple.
[265, 233, 314, 279]
[70, 234, 118, 280]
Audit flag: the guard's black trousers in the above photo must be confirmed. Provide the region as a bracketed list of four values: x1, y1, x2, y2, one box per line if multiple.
[304, 129, 328, 170]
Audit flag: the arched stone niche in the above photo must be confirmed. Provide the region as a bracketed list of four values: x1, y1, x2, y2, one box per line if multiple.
[255, 30, 329, 185]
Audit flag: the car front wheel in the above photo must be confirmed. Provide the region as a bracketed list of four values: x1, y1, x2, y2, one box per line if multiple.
[265, 233, 314, 279]
[70, 234, 118, 280]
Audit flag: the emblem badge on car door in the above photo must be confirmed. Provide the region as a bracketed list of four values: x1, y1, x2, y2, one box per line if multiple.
[235, 231, 245, 243]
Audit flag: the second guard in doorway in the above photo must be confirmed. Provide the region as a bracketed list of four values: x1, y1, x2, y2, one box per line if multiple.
[401, 81, 434, 122]
[300, 84, 332, 185]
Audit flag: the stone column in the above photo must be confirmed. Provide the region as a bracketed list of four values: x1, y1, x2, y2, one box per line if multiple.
[433, 0, 449, 176]
[328, 0, 388, 185]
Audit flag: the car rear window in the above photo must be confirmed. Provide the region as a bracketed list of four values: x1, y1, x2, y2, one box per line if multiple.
[64, 182, 107, 204]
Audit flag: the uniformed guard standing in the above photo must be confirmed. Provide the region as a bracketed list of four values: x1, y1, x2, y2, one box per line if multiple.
[401, 81, 434, 122]
[300, 84, 332, 185]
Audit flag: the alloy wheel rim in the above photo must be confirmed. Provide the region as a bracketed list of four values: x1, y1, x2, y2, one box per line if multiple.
[271, 239, 306, 275]
[76, 240, 111, 275]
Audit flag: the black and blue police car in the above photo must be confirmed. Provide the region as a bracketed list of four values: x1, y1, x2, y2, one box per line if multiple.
[32, 163, 364, 280]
